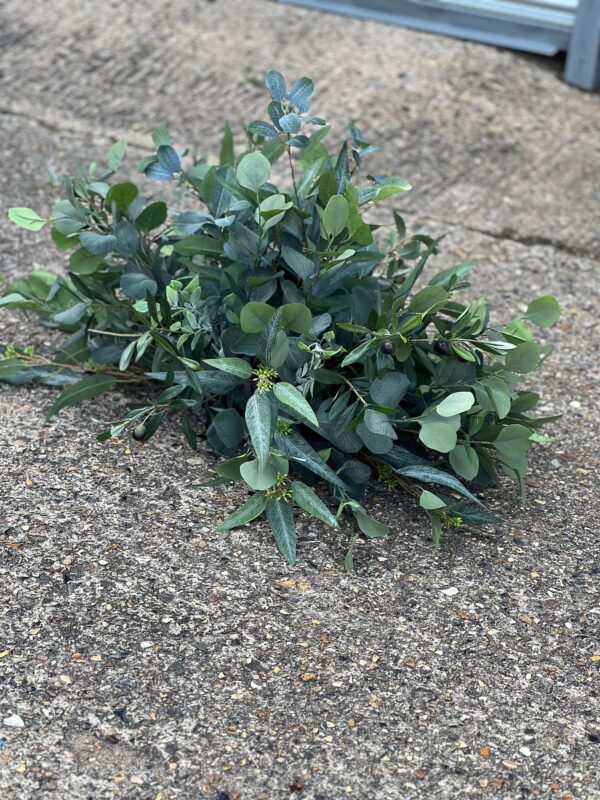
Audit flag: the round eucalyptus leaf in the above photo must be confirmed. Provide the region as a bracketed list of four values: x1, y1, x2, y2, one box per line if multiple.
[236, 152, 271, 191]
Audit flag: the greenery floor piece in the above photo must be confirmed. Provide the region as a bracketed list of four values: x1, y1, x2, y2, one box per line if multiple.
[2, 70, 560, 567]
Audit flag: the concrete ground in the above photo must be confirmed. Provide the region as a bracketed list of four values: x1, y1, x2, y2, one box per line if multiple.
[0, 1, 599, 798]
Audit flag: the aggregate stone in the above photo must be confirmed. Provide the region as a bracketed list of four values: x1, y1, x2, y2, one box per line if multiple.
[0, 1, 599, 798]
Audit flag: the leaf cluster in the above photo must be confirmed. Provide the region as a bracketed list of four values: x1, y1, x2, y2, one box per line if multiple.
[2, 70, 561, 566]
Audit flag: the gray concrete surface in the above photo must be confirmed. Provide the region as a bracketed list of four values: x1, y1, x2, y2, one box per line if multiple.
[0, 1, 599, 798]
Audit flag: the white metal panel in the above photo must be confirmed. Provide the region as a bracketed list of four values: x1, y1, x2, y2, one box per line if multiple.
[437, 0, 576, 25]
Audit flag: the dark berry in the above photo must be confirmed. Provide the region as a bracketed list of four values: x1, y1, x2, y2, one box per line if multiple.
[433, 340, 451, 356]
[132, 424, 146, 441]
[380, 340, 395, 355]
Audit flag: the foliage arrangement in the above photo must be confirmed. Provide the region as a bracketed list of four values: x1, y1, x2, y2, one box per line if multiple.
[2, 70, 560, 567]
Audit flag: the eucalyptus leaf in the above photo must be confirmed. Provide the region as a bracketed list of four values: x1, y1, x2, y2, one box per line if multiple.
[236, 152, 271, 191]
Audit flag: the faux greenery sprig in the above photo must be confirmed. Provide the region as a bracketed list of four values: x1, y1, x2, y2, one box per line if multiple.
[2, 70, 560, 567]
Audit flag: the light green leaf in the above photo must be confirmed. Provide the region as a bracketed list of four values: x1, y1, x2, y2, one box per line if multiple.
[256, 193, 292, 230]
[267, 330, 289, 369]
[322, 194, 349, 238]
[0, 293, 40, 310]
[240, 302, 275, 333]
[240, 459, 278, 490]
[505, 342, 542, 373]
[107, 139, 127, 172]
[53, 302, 89, 326]
[273, 383, 319, 426]
[361, 411, 394, 443]
[266, 498, 297, 565]
[353, 509, 389, 538]
[291, 481, 339, 528]
[119, 340, 137, 372]
[203, 357, 252, 379]
[436, 391, 475, 417]
[265, 69, 287, 101]
[483, 377, 512, 419]
[281, 303, 312, 334]
[430, 513, 442, 547]
[494, 424, 532, 456]
[215, 492, 267, 531]
[219, 121, 235, 167]
[46, 374, 117, 419]
[172, 234, 222, 256]
[0, 358, 29, 377]
[524, 295, 560, 328]
[152, 125, 172, 147]
[449, 442, 480, 481]
[245, 392, 272, 467]
[420, 490, 446, 510]
[69, 248, 104, 276]
[236, 151, 271, 191]
[418, 414, 460, 453]
[373, 176, 411, 202]
[8, 207, 47, 232]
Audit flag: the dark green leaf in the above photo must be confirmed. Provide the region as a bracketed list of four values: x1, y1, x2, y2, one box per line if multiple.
[370, 372, 410, 407]
[240, 302, 275, 333]
[274, 431, 348, 490]
[245, 392, 272, 467]
[106, 182, 138, 210]
[265, 70, 287, 101]
[46, 374, 117, 419]
[398, 464, 483, 505]
[203, 358, 252, 379]
[216, 492, 267, 531]
[266, 498, 297, 565]
[291, 481, 339, 528]
[136, 202, 167, 232]
[505, 342, 542, 373]
[524, 295, 560, 328]
[219, 121, 235, 167]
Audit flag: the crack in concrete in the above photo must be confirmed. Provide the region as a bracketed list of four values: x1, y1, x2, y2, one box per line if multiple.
[414, 215, 596, 259]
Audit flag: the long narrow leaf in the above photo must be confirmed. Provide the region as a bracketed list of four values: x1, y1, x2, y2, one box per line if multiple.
[291, 481, 339, 528]
[266, 498, 296, 565]
[245, 392, 272, 468]
[46, 374, 117, 419]
[397, 465, 483, 506]
[273, 383, 319, 426]
[216, 492, 267, 531]
[274, 431, 348, 490]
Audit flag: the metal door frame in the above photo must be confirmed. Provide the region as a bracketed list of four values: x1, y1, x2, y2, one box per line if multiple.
[279, 0, 600, 89]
